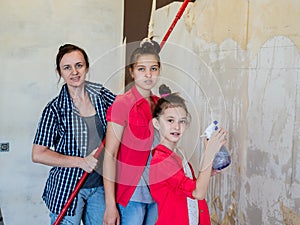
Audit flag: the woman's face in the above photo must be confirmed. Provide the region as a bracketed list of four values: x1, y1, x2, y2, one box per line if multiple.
[130, 54, 160, 96]
[59, 50, 88, 88]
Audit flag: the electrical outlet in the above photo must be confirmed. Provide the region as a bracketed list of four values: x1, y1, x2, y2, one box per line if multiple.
[0, 143, 9, 152]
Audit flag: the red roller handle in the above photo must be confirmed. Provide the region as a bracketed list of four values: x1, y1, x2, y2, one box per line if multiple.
[54, 1, 190, 224]
[53, 139, 105, 225]
[160, 0, 191, 49]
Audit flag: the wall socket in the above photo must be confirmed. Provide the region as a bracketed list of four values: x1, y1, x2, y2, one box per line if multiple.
[0, 143, 9, 152]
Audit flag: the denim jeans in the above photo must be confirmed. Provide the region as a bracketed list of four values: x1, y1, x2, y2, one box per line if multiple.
[50, 186, 105, 225]
[118, 201, 158, 225]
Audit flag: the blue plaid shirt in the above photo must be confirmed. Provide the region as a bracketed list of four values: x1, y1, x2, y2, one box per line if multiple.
[33, 81, 115, 216]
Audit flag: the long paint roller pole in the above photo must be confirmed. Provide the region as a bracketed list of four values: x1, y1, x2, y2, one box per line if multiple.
[160, 0, 191, 49]
[53, 140, 105, 225]
[54, 1, 191, 224]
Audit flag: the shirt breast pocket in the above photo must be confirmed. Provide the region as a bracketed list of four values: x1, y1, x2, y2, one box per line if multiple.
[129, 116, 151, 140]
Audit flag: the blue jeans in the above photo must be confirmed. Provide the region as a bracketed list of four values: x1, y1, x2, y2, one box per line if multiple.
[118, 201, 158, 225]
[50, 186, 105, 225]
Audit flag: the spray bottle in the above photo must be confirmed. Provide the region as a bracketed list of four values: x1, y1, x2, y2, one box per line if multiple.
[204, 121, 231, 170]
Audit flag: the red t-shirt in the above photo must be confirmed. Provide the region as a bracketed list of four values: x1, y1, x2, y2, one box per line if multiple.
[150, 144, 211, 225]
[106, 86, 159, 206]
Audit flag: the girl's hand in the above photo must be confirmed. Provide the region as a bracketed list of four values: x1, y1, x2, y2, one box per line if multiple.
[80, 149, 98, 173]
[211, 169, 221, 176]
[201, 128, 227, 171]
[103, 205, 120, 225]
[206, 128, 227, 155]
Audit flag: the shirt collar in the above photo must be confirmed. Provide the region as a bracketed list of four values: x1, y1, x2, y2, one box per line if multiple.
[57, 81, 98, 115]
[154, 144, 183, 168]
[131, 85, 158, 106]
[57, 84, 72, 111]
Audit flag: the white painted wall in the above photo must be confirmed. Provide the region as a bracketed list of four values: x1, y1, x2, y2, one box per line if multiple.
[0, 1, 123, 224]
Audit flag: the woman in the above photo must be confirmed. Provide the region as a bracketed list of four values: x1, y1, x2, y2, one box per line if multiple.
[32, 44, 115, 225]
[103, 39, 161, 225]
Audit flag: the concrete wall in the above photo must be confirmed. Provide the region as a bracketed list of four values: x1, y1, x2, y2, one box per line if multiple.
[0, 1, 123, 224]
[152, 0, 300, 224]
[1, 0, 300, 224]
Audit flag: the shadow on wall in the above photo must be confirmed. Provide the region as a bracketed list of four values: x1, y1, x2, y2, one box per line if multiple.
[0, 208, 4, 225]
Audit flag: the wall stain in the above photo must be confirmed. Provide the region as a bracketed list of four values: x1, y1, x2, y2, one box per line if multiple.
[280, 202, 300, 225]
[185, 0, 300, 56]
[211, 192, 237, 225]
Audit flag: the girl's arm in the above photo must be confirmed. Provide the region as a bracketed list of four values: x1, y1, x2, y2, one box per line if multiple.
[103, 122, 124, 225]
[32, 144, 98, 173]
[192, 128, 227, 200]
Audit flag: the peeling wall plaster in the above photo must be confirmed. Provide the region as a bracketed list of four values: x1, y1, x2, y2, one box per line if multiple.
[186, 0, 300, 55]
[152, 1, 300, 224]
[186, 0, 249, 49]
[281, 202, 300, 225]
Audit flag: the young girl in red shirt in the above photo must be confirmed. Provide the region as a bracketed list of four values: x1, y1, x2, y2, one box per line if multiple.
[150, 84, 227, 225]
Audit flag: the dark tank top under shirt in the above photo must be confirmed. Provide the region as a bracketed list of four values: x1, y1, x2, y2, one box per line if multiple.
[81, 114, 104, 189]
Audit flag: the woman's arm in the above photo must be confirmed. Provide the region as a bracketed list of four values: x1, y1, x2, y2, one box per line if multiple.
[32, 144, 98, 173]
[192, 128, 227, 200]
[103, 122, 124, 225]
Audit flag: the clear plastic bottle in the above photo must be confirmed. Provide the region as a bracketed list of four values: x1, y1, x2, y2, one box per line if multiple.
[212, 145, 231, 170]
